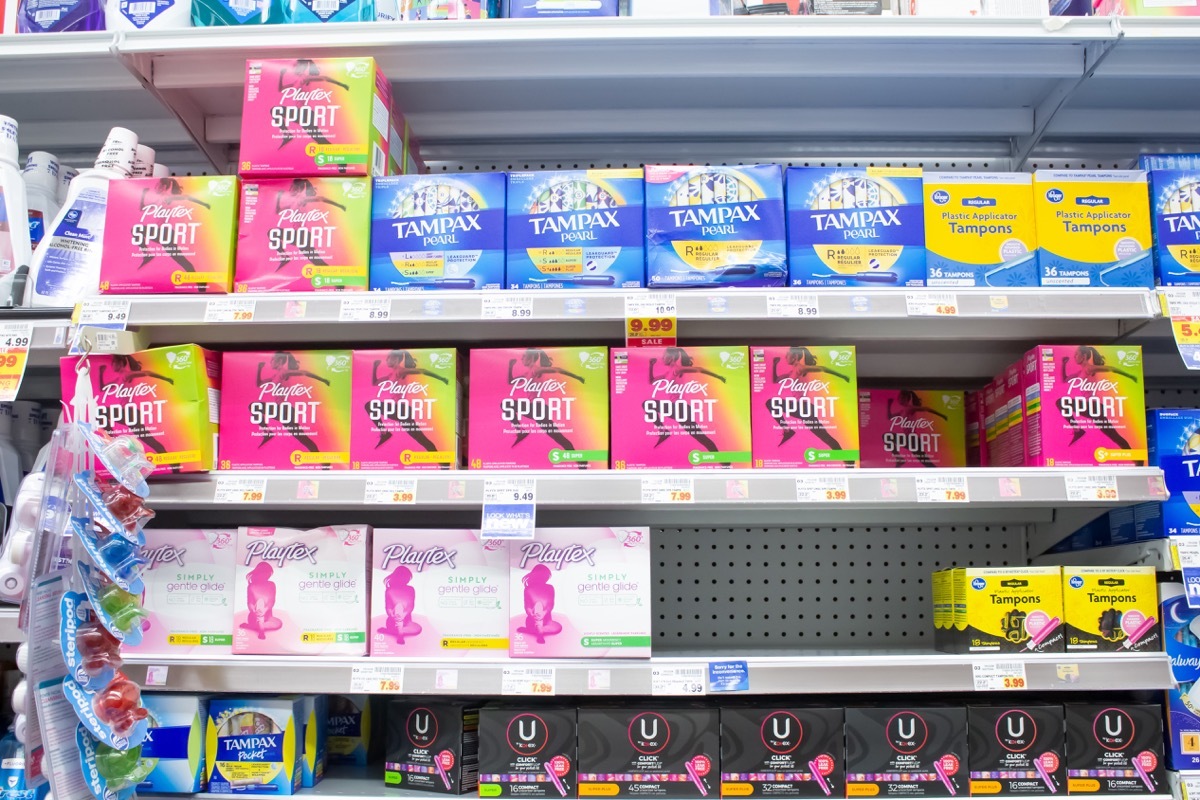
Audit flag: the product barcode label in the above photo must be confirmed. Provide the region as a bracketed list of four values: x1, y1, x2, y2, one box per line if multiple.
[972, 661, 1027, 691]
[127, 3, 154, 13]
[795, 475, 850, 503]
[311, 0, 338, 12]
[36, 8, 61, 21]
[641, 476, 694, 504]
[651, 665, 707, 696]
[339, 296, 391, 322]
[214, 476, 267, 504]
[76, 298, 131, 328]
[626, 293, 677, 319]
[1064, 474, 1119, 503]
[364, 477, 417, 505]
[501, 667, 555, 696]
[481, 478, 536, 539]
[766, 293, 820, 318]
[905, 292, 958, 317]
[204, 297, 256, 323]
[1165, 288, 1200, 318]
[915, 474, 969, 503]
[350, 664, 404, 693]
[482, 295, 534, 320]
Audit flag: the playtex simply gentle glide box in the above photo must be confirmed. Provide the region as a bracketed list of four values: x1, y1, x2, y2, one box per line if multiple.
[60, 344, 221, 475]
[370, 529, 507, 659]
[239, 58, 391, 178]
[125, 529, 236, 657]
[1064, 704, 1166, 795]
[468, 347, 609, 470]
[100, 175, 239, 294]
[1021, 345, 1147, 467]
[611, 346, 752, 470]
[578, 707, 720, 798]
[219, 350, 352, 471]
[478, 707, 578, 798]
[206, 696, 304, 795]
[509, 527, 651, 659]
[1150, 169, 1200, 285]
[385, 701, 481, 793]
[750, 346, 859, 468]
[787, 166, 926, 288]
[645, 164, 787, 288]
[858, 389, 966, 468]
[967, 705, 1066, 796]
[370, 174, 505, 291]
[923, 172, 1039, 287]
[720, 706, 845, 798]
[845, 707, 968, 798]
[235, 178, 371, 293]
[233, 525, 370, 656]
[1033, 171, 1154, 287]
[350, 349, 460, 470]
[507, 169, 644, 290]
[140, 694, 209, 793]
[1062, 566, 1160, 653]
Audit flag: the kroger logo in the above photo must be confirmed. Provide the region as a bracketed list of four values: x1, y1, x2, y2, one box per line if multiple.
[971, 578, 986, 590]
[1045, 189, 1064, 203]
[931, 190, 951, 206]
[1069, 576, 1084, 589]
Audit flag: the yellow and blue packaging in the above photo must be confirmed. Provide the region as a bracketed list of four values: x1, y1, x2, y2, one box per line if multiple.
[1161, 579, 1200, 770]
[1150, 169, 1200, 285]
[140, 694, 209, 793]
[297, 695, 327, 788]
[923, 172, 1039, 287]
[645, 164, 787, 288]
[1062, 566, 1160, 653]
[206, 697, 303, 795]
[328, 695, 380, 766]
[1032, 170, 1154, 287]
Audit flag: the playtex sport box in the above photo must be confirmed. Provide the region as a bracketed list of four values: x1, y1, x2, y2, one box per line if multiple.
[858, 389, 966, 468]
[100, 175, 239, 294]
[239, 58, 392, 178]
[140, 694, 209, 793]
[385, 701, 481, 794]
[578, 707, 720, 798]
[468, 347, 609, 470]
[507, 169, 644, 290]
[967, 705, 1065, 796]
[750, 346, 859, 469]
[720, 706, 844, 798]
[350, 349, 460, 470]
[206, 696, 304, 795]
[845, 706, 968, 798]
[1065, 704, 1165, 795]
[1062, 566, 1160, 653]
[219, 350, 352, 471]
[478, 707, 577, 798]
[370, 173, 505, 291]
[787, 166, 926, 288]
[233, 525, 370, 656]
[611, 346, 752, 470]
[645, 164, 787, 288]
[235, 178, 371, 293]
[61, 344, 221, 475]
[1150, 169, 1200, 285]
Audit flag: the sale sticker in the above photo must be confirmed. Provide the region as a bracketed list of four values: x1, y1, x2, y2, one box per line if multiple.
[626, 293, 677, 347]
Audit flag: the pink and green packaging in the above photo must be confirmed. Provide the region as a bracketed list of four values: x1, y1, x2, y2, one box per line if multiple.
[125, 529, 236, 657]
[858, 389, 966, 468]
[1022, 344, 1147, 467]
[239, 58, 393, 178]
[750, 345, 859, 468]
[100, 176, 239, 294]
[467, 347, 610, 470]
[60, 344, 221, 475]
[233, 525, 370, 656]
[509, 527, 651, 659]
[610, 346, 752, 469]
[370, 529, 508, 659]
[351, 349, 460, 470]
[218, 350, 352, 471]
[234, 178, 371, 293]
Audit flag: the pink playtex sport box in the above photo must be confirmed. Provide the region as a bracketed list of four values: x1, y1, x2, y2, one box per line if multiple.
[611, 346, 752, 469]
[750, 346, 859, 469]
[468, 348, 609, 470]
[859, 389, 967, 468]
[239, 58, 392, 178]
[234, 525, 370, 656]
[370, 529, 507, 659]
[510, 527, 651, 659]
[100, 176, 239, 294]
[234, 178, 371, 293]
[1022, 345, 1147, 467]
[351, 349, 460, 470]
[219, 350, 352, 470]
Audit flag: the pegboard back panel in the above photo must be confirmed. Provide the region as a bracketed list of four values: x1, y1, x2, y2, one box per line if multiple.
[653, 525, 1023, 652]
[1146, 387, 1200, 410]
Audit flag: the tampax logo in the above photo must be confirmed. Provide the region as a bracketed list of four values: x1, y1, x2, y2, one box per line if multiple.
[1092, 708, 1134, 751]
[407, 708, 439, 749]
[760, 711, 803, 755]
[506, 713, 550, 756]
[885, 712, 929, 754]
[628, 712, 670, 755]
[995, 710, 1036, 753]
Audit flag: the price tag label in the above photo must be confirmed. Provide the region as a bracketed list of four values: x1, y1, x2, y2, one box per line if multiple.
[0, 322, 33, 403]
[626, 293, 678, 347]
[204, 297, 256, 323]
[501, 667, 556, 696]
[651, 664, 707, 696]
[350, 664, 405, 693]
[641, 476, 695, 504]
[1064, 474, 1119, 503]
[482, 295, 534, 320]
[435, 669, 459, 691]
[340, 296, 392, 322]
[905, 292, 959, 317]
[481, 477, 536, 539]
[364, 477, 417, 505]
[1165, 288, 1200, 318]
[76, 298, 132, 328]
[972, 661, 1028, 691]
[1174, 537, 1200, 609]
[214, 476, 267, 504]
[915, 474, 969, 503]
[1171, 317, 1200, 369]
[766, 293, 820, 318]
[1184, 775, 1200, 800]
[143, 665, 169, 687]
[795, 475, 850, 503]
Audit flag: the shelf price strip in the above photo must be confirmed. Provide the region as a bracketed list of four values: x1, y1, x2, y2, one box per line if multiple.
[0, 322, 33, 403]
[482, 294, 534, 320]
[766, 293, 820, 319]
[972, 661, 1027, 691]
[214, 476, 267, 504]
[501, 666, 556, 696]
[350, 664, 405, 693]
[1164, 289, 1200, 369]
[626, 293, 677, 347]
[340, 296, 392, 322]
[915, 474, 969, 503]
[641, 476, 694, 504]
[71, 298, 131, 355]
[905, 292, 959, 317]
[364, 477, 417, 505]
[1064, 474, 1119, 503]
[481, 477, 536, 539]
[204, 298, 256, 323]
[1175, 538, 1200, 610]
[652, 665, 707, 696]
[795, 475, 850, 503]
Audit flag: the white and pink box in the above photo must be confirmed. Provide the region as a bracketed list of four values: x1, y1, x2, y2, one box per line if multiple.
[233, 525, 370, 656]
[370, 529, 508, 659]
[509, 527, 651, 659]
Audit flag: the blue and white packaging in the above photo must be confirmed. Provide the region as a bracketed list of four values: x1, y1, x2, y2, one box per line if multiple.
[645, 164, 786, 288]
[206, 696, 303, 795]
[1141, 154, 1200, 171]
[141, 694, 209, 793]
[1161, 580, 1200, 770]
[290, 0, 375, 22]
[1150, 170, 1200, 285]
[1128, 409, 1200, 541]
[327, 694, 378, 766]
[507, 169, 644, 289]
[786, 166, 926, 288]
[297, 695, 327, 788]
[504, 0, 616, 14]
[370, 174, 506, 291]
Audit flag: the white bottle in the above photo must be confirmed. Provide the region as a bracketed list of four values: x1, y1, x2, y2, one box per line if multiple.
[152, 163, 170, 178]
[9, 402, 39, 475]
[57, 167, 78, 206]
[39, 407, 59, 446]
[130, 144, 155, 178]
[0, 405, 25, 505]
[104, 0, 192, 29]
[0, 117, 32, 309]
[21, 152, 60, 253]
[24, 127, 137, 308]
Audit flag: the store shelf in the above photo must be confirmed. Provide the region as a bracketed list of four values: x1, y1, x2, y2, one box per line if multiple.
[0, 607, 21, 644]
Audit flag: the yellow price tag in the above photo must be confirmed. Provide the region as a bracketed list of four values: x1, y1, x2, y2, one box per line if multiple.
[1171, 316, 1200, 369]
[0, 323, 33, 403]
[625, 315, 677, 347]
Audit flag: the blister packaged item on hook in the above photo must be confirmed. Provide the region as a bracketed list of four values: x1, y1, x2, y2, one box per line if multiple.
[60, 590, 123, 691]
[74, 471, 154, 545]
[77, 423, 153, 498]
[0, 470, 44, 603]
[79, 724, 145, 800]
[71, 516, 146, 593]
[77, 561, 146, 645]
[64, 671, 150, 750]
